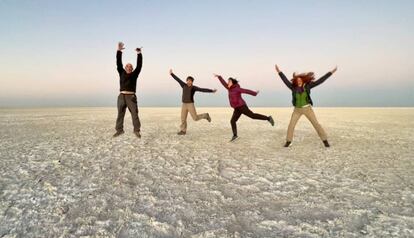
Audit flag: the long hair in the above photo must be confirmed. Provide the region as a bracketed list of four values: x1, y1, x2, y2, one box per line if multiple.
[292, 72, 315, 87]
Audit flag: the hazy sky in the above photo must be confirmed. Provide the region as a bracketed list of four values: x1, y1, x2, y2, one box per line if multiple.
[0, 0, 413, 107]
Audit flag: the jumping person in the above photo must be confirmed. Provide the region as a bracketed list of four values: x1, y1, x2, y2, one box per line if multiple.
[170, 69, 217, 135]
[274, 64, 337, 147]
[214, 74, 274, 142]
[113, 42, 143, 138]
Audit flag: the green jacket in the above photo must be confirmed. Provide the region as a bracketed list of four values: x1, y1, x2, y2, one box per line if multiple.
[278, 72, 332, 106]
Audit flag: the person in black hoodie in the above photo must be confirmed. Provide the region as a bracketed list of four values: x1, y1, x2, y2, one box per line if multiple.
[113, 42, 143, 138]
[170, 69, 216, 135]
[275, 64, 337, 147]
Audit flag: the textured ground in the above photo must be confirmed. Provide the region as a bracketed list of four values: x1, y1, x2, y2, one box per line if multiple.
[0, 107, 413, 238]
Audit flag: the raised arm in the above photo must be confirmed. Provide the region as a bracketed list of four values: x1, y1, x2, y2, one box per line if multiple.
[116, 51, 124, 74]
[275, 64, 292, 89]
[239, 88, 258, 96]
[116, 42, 125, 74]
[308, 66, 337, 88]
[133, 47, 143, 76]
[169, 69, 186, 87]
[214, 74, 228, 89]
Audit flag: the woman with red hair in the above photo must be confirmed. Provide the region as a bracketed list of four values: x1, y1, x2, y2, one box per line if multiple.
[275, 64, 338, 147]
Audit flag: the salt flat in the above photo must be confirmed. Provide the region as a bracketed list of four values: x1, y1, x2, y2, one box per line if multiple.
[0, 107, 413, 237]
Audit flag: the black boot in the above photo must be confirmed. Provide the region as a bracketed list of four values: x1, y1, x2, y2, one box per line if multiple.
[206, 113, 212, 122]
[134, 131, 141, 138]
[323, 140, 330, 147]
[268, 116, 275, 126]
[113, 131, 124, 137]
[284, 141, 291, 147]
[230, 135, 239, 142]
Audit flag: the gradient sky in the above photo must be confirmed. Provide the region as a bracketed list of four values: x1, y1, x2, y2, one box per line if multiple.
[0, 0, 413, 107]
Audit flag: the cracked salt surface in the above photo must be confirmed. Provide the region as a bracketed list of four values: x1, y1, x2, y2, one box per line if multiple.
[0, 107, 413, 237]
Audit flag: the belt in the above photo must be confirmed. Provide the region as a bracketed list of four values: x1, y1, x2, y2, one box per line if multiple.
[295, 104, 311, 109]
[120, 91, 135, 95]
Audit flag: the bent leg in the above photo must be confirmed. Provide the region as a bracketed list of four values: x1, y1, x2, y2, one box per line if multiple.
[286, 108, 302, 142]
[303, 107, 328, 141]
[240, 105, 269, 120]
[188, 103, 208, 121]
[115, 94, 127, 132]
[126, 95, 141, 132]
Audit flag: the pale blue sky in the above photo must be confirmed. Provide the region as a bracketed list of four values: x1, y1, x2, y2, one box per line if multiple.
[0, 0, 413, 107]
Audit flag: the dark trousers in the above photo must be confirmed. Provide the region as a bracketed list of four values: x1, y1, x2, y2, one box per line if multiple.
[231, 105, 269, 136]
[115, 94, 141, 132]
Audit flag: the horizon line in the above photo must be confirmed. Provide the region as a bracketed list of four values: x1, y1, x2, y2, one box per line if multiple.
[1, 106, 413, 110]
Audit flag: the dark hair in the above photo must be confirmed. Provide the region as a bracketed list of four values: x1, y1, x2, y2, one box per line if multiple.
[186, 76, 194, 82]
[228, 77, 238, 85]
[291, 72, 315, 86]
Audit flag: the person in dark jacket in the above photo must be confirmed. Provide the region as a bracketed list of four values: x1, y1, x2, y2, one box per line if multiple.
[214, 74, 274, 142]
[170, 69, 217, 135]
[275, 64, 337, 147]
[113, 42, 143, 138]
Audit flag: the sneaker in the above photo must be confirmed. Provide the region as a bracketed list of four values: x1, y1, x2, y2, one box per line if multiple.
[206, 113, 211, 123]
[268, 116, 275, 126]
[323, 140, 330, 147]
[134, 131, 141, 138]
[177, 131, 186, 135]
[113, 131, 124, 137]
[230, 135, 239, 142]
[284, 141, 291, 147]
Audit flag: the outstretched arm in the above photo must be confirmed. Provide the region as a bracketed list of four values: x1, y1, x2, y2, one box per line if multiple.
[195, 86, 217, 93]
[309, 66, 337, 88]
[116, 42, 125, 74]
[239, 88, 258, 96]
[169, 69, 186, 87]
[214, 74, 228, 89]
[133, 47, 143, 75]
[275, 64, 292, 89]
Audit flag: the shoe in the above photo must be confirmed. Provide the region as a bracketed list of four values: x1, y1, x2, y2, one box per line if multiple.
[113, 131, 124, 137]
[177, 131, 186, 135]
[284, 141, 291, 147]
[206, 113, 211, 123]
[268, 116, 275, 126]
[230, 135, 239, 142]
[323, 140, 330, 147]
[134, 131, 141, 138]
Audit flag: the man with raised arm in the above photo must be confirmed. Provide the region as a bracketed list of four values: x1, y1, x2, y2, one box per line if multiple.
[113, 42, 143, 138]
[169, 69, 216, 135]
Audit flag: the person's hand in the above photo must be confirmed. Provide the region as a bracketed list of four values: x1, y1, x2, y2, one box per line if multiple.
[212, 89, 217, 93]
[169, 69, 173, 75]
[275, 64, 281, 73]
[136, 47, 142, 54]
[118, 42, 125, 51]
[331, 66, 338, 74]
[213, 74, 221, 78]
[256, 90, 260, 95]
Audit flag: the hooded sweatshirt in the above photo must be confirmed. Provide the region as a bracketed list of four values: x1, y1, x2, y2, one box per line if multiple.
[218, 76, 257, 108]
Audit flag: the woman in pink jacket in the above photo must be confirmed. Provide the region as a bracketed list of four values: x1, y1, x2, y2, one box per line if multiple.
[214, 74, 275, 142]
